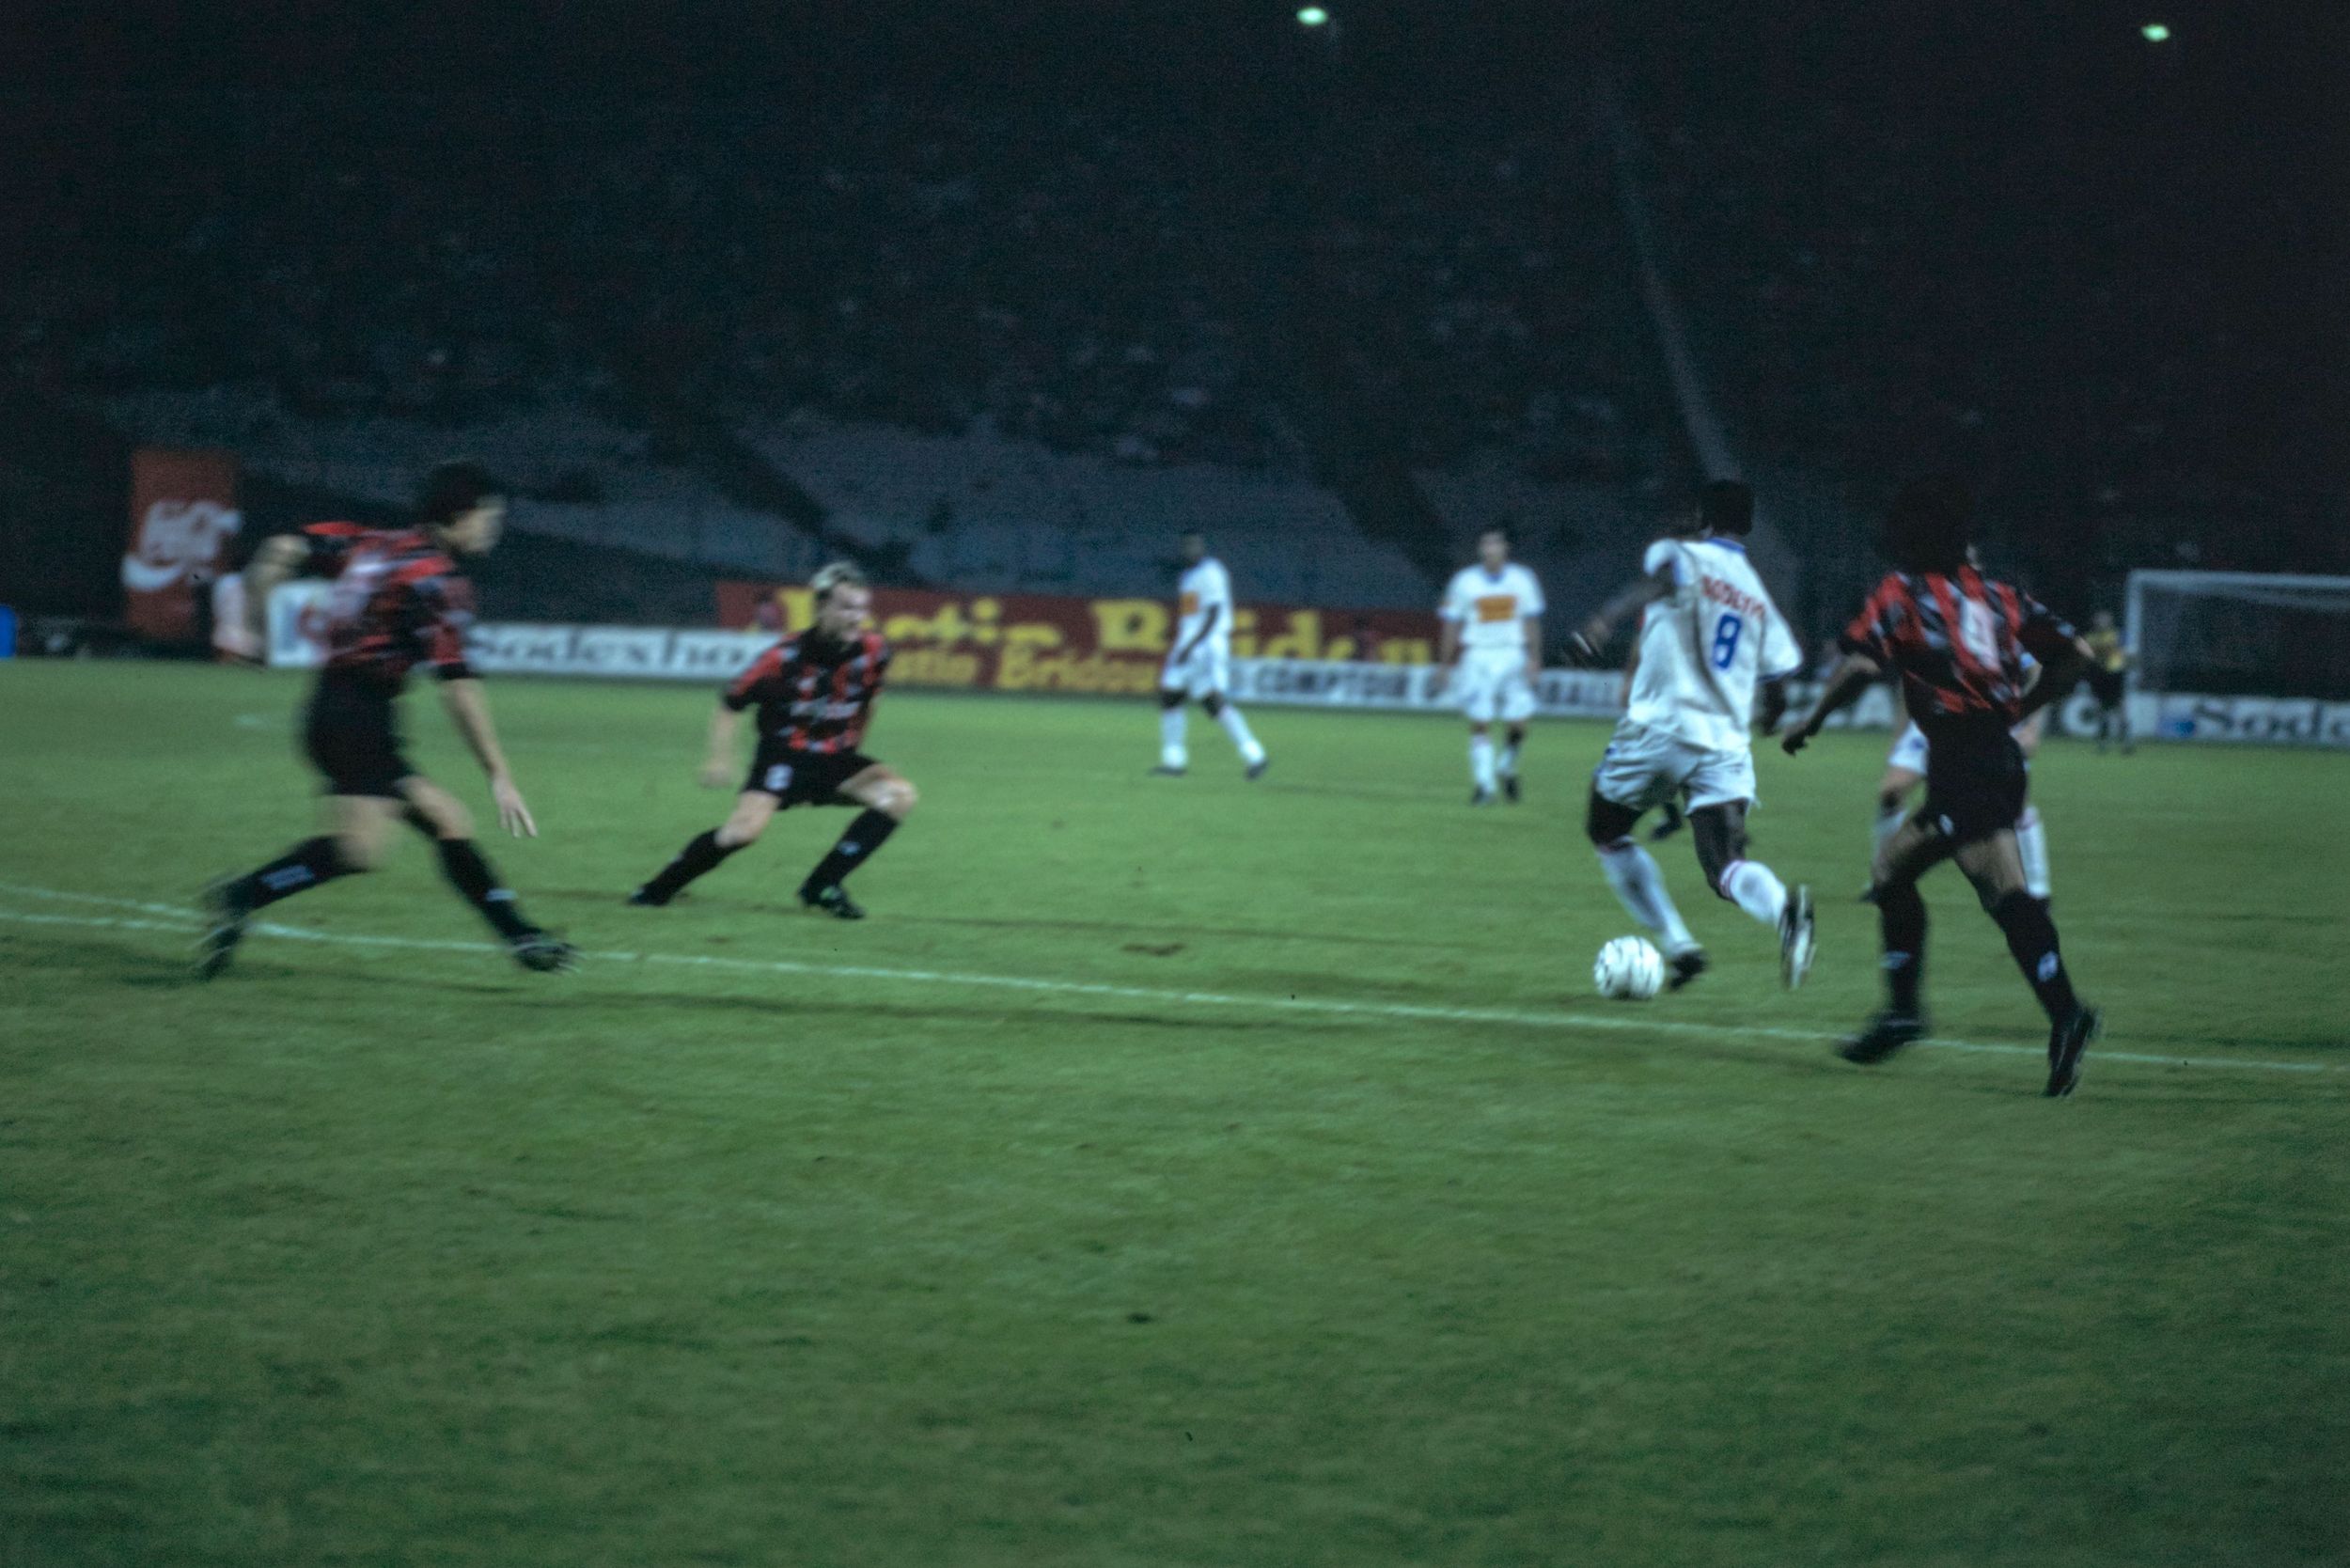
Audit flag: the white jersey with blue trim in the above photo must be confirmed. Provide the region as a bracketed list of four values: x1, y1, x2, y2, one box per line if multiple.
[1625, 535, 1803, 753]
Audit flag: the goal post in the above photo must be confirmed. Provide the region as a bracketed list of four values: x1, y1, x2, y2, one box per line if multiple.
[2121, 570, 2350, 746]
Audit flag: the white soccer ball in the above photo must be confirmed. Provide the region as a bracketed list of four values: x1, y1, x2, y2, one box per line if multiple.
[1593, 935, 1665, 1000]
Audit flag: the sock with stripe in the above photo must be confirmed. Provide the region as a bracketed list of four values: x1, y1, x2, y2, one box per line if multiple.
[805, 808, 900, 891]
[233, 837, 356, 912]
[434, 839, 538, 941]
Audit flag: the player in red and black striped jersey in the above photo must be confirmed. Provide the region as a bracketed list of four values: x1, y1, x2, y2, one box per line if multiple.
[629, 562, 917, 920]
[1783, 478, 2100, 1094]
[196, 462, 574, 977]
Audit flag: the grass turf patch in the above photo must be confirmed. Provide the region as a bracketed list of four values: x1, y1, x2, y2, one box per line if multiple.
[3, 661, 2346, 1566]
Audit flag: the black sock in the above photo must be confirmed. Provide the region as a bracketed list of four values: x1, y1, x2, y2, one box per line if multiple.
[804, 809, 899, 891]
[434, 839, 537, 941]
[1877, 880, 1928, 1017]
[641, 828, 741, 902]
[236, 837, 355, 911]
[1991, 889, 2081, 1024]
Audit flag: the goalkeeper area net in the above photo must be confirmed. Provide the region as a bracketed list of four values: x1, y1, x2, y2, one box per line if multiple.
[2127, 572, 2350, 701]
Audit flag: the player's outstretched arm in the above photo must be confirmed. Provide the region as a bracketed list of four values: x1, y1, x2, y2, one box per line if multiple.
[1569, 568, 1673, 666]
[1781, 653, 1883, 755]
[439, 678, 538, 837]
[237, 534, 312, 651]
[2014, 636, 2093, 725]
[698, 706, 744, 789]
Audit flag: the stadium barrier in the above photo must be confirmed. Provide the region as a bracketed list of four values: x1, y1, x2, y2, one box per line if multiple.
[264, 585, 2345, 744]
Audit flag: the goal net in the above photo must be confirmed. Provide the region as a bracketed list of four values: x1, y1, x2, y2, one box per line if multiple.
[2127, 572, 2350, 702]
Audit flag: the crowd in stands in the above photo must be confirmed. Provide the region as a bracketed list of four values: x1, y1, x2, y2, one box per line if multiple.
[1622, 27, 2339, 582]
[1304, 110, 1663, 485]
[3, 90, 1668, 492]
[3, 58, 2330, 621]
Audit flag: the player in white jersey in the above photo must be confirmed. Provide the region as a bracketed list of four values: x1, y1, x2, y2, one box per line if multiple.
[1567, 482, 1816, 990]
[1153, 530, 1269, 778]
[1436, 526, 1545, 805]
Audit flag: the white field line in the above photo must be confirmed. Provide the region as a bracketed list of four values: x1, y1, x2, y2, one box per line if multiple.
[0, 881, 2341, 1080]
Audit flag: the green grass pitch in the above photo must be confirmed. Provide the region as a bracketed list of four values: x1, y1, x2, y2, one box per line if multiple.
[3, 660, 2346, 1567]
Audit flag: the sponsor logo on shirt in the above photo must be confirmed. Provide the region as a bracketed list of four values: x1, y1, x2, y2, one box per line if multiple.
[1474, 595, 1518, 623]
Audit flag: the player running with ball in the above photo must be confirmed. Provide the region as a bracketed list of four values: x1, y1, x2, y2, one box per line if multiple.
[1782, 479, 2101, 1095]
[1569, 481, 1815, 991]
[629, 563, 916, 920]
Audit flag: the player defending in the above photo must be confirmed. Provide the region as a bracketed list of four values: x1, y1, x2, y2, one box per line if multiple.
[1782, 478, 2101, 1095]
[1152, 531, 1268, 778]
[1436, 526, 1544, 804]
[630, 563, 914, 920]
[1872, 706, 2052, 904]
[197, 462, 574, 977]
[2084, 609, 2133, 753]
[1568, 481, 1814, 990]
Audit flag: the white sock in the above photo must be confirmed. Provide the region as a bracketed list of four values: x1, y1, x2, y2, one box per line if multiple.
[1720, 858, 1789, 928]
[1597, 841, 1697, 954]
[1159, 707, 1188, 770]
[1872, 803, 1906, 870]
[1470, 735, 1497, 792]
[2016, 807, 2051, 900]
[1215, 704, 1265, 766]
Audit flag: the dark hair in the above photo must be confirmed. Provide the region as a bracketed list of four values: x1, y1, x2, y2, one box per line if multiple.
[1478, 524, 1512, 543]
[416, 461, 503, 530]
[1699, 479, 1754, 536]
[1883, 476, 1974, 573]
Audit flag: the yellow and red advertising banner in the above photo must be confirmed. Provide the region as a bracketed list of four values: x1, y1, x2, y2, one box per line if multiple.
[714, 580, 1443, 694]
[123, 448, 243, 642]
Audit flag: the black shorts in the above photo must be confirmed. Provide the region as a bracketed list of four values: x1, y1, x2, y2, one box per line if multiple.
[742, 747, 879, 809]
[1919, 719, 2028, 844]
[2087, 666, 2126, 708]
[304, 671, 415, 798]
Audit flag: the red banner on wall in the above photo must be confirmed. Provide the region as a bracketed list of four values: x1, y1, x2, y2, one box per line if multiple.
[715, 581, 1442, 693]
[123, 448, 243, 642]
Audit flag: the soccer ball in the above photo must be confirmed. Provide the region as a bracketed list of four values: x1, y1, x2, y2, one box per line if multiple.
[1593, 935, 1665, 1000]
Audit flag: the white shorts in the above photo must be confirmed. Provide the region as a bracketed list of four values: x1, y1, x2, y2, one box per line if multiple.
[1592, 720, 1758, 813]
[1455, 647, 1536, 724]
[1161, 642, 1230, 700]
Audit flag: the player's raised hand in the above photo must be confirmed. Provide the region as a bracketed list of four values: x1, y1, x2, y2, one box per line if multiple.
[492, 776, 540, 838]
[1564, 627, 1606, 667]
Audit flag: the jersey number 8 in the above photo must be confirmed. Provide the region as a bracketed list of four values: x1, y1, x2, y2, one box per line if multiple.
[1711, 613, 1743, 670]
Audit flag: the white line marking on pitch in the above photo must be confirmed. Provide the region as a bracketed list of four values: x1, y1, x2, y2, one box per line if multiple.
[0, 882, 2339, 1080]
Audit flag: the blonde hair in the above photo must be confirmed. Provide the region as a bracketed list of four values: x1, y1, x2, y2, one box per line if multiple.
[810, 560, 869, 604]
